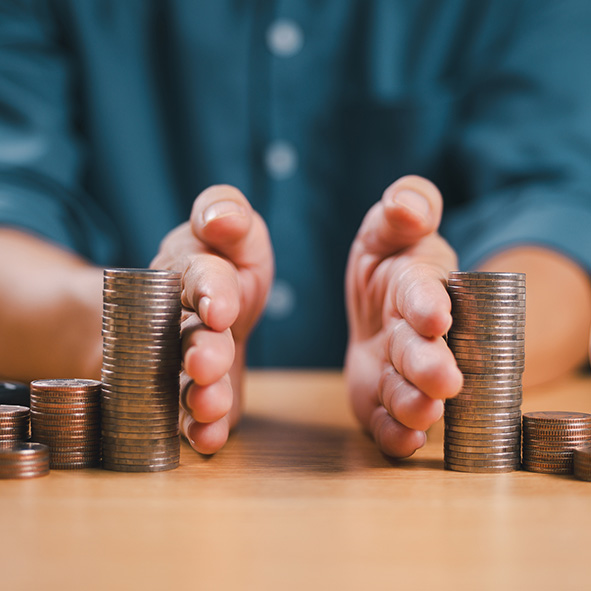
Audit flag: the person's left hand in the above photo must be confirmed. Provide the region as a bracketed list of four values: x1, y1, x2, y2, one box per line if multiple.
[345, 175, 463, 458]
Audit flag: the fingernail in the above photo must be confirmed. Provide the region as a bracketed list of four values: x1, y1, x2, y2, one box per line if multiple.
[416, 431, 427, 450]
[434, 400, 445, 422]
[202, 200, 246, 225]
[393, 189, 430, 220]
[199, 296, 211, 325]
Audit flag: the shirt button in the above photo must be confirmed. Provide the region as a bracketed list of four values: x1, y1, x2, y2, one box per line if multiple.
[264, 141, 298, 180]
[266, 19, 304, 57]
[265, 279, 296, 320]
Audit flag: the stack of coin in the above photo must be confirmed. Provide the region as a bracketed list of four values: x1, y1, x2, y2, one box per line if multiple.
[522, 411, 591, 474]
[573, 445, 591, 482]
[0, 405, 30, 445]
[101, 268, 181, 472]
[444, 271, 525, 473]
[0, 442, 50, 479]
[30, 379, 102, 469]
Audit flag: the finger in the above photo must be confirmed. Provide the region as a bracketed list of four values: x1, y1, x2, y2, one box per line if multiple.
[353, 175, 443, 258]
[182, 321, 235, 386]
[180, 406, 231, 455]
[388, 319, 463, 399]
[389, 258, 453, 338]
[378, 366, 444, 431]
[191, 184, 273, 272]
[181, 253, 240, 332]
[369, 405, 426, 458]
[180, 375, 233, 424]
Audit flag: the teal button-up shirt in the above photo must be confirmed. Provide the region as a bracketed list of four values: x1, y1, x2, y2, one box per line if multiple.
[1, 1, 591, 366]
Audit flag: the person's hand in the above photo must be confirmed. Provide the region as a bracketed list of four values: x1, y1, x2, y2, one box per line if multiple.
[151, 185, 274, 454]
[345, 175, 463, 458]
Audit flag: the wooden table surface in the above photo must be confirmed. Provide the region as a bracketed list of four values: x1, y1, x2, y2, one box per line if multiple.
[1, 370, 590, 591]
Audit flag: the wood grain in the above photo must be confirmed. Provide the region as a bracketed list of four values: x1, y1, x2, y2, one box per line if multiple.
[0, 369, 590, 591]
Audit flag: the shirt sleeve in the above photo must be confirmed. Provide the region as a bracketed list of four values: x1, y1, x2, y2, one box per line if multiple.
[0, 0, 118, 264]
[441, 0, 591, 274]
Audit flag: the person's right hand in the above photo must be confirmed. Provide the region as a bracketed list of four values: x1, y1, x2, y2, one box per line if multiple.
[150, 185, 274, 455]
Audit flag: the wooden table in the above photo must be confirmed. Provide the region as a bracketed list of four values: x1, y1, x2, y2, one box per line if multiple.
[1, 370, 590, 591]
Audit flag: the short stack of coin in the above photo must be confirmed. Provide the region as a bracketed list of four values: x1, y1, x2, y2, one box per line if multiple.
[522, 411, 591, 474]
[444, 271, 525, 473]
[573, 445, 591, 482]
[0, 405, 30, 445]
[0, 442, 50, 479]
[101, 268, 181, 472]
[30, 379, 102, 469]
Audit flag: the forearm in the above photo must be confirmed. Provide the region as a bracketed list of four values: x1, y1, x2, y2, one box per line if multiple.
[0, 229, 103, 382]
[477, 246, 591, 387]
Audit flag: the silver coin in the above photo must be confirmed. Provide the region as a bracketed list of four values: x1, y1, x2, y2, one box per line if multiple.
[102, 313, 181, 325]
[451, 316, 526, 325]
[103, 274, 181, 286]
[444, 461, 519, 473]
[445, 408, 521, 420]
[101, 407, 176, 420]
[444, 433, 520, 446]
[100, 429, 179, 440]
[102, 461, 179, 473]
[452, 351, 526, 363]
[447, 332, 525, 342]
[101, 324, 180, 338]
[103, 376, 179, 394]
[444, 441, 519, 453]
[450, 342, 525, 353]
[447, 289, 526, 299]
[450, 325, 526, 334]
[102, 307, 181, 320]
[102, 435, 180, 447]
[101, 407, 176, 419]
[102, 297, 181, 309]
[102, 325, 181, 338]
[448, 271, 525, 280]
[450, 302, 526, 312]
[456, 385, 523, 395]
[444, 450, 521, 462]
[100, 361, 180, 374]
[443, 456, 521, 468]
[100, 383, 179, 395]
[103, 334, 181, 351]
[102, 296, 182, 309]
[102, 357, 180, 371]
[451, 315, 526, 324]
[447, 401, 521, 412]
[444, 423, 522, 435]
[103, 286, 181, 298]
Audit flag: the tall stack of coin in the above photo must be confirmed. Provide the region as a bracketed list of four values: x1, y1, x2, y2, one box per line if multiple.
[0, 442, 50, 479]
[101, 268, 181, 472]
[573, 445, 591, 482]
[522, 411, 591, 474]
[30, 379, 102, 469]
[444, 271, 525, 473]
[0, 405, 30, 445]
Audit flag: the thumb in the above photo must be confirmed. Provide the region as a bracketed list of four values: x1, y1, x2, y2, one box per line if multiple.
[353, 175, 443, 258]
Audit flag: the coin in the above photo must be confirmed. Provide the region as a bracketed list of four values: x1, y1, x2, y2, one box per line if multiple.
[101, 268, 182, 471]
[444, 272, 525, 473]
[0, 442, 50, 479]
[101, 460, 179, 472]
[521, 412, 591, 474]
[30, 379, 101, 470]
[573, 446, 591, 482]
[444, 462, 518, 473]
[523, 411, 591, 425]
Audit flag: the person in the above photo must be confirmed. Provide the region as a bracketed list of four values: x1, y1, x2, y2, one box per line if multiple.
[1, 1, 590, 457]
